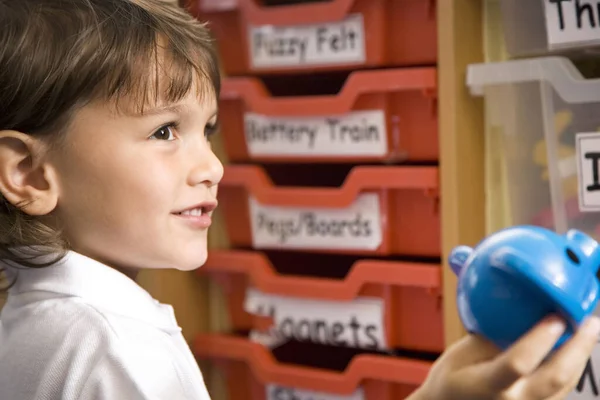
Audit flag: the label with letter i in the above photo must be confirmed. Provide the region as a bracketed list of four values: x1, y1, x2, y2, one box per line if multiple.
[576, 132, 600, 212]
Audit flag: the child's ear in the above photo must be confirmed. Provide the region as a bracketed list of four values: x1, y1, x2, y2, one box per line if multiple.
[0, 130, 59, 216]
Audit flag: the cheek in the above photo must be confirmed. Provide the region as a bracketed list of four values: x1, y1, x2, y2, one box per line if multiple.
[109, 160, 177, 211]
[57, 146, 180, 226]
[54, 149, 196, 268]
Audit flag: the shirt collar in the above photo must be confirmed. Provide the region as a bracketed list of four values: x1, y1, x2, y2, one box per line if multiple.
[5, 251, 182, 334]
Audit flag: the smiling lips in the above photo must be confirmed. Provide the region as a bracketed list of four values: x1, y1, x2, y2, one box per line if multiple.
[173, 202, 217, 229]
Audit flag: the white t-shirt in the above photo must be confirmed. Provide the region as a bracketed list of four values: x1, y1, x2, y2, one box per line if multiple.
[0, 251, 212, 400]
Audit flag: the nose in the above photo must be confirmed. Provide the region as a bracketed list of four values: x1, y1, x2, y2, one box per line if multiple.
[187, 138, 224, 188]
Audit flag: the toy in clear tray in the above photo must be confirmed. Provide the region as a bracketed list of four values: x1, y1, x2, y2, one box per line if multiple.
[449, 225, 600, 350]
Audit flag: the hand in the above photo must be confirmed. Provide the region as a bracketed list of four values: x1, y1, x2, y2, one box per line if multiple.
[410, 315, 600, 400]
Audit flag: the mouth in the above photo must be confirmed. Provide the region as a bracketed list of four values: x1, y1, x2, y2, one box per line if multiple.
[173, 202, 217, 216]
[172, 201, 218, 229]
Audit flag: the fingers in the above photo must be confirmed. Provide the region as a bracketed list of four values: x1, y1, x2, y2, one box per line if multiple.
[524, 316, 600, 399]
[441, 334, 502, 368]
[481, 315, 567, 390]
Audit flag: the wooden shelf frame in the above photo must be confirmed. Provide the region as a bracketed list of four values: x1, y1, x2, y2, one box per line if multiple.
[438, 0, 486, 346]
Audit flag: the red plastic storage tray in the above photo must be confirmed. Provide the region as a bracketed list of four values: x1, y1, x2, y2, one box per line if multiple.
[189, 0, 437, 75]
[194, 334, 431, 399]
[218, 68, 438, 164]
[199, 250, 444, 353]
[217, 165, 440, 257]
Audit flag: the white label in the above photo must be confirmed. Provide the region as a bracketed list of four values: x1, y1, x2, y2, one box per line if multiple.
[245, 110, 388, 157]
[245, 288, 387, 351]
[249, 193, 382, 250]
[249, 14, 366, 68]
[266, 385, 365, 400]
[544, 0, 600, 48]
[576, 132, 600, 212]
[566, 303, 600, 399]
[567, 340, 600, 399]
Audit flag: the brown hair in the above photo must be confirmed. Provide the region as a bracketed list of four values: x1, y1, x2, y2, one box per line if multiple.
[0, 0, 221, 277]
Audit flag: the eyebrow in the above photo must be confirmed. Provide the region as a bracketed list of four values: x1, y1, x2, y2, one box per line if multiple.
[208, 110, 219, 121]
[139, 104, 219, 120]
[140, 104, 187, 116]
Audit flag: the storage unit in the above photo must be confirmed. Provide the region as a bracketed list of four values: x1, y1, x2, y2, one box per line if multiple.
[218, 165, 441, 256]
[198, 250, 444, 353]
[194, 334, 431, 399]
[218, 68, 438, 164]
[498, 0, 600, 59]
[189, 0, 437, 75]
[179, 1, 489, 399]
[467, 56, 600, 238]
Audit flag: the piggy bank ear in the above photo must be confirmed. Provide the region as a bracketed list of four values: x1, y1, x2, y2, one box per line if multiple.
[449, 246, 474, 276]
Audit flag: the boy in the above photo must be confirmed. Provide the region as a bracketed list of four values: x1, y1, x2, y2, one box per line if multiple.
[0, 0, 598, 399]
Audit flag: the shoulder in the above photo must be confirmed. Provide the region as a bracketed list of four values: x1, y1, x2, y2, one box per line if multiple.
[3, 291, 182, 362]
[1, 294, 194, 399]
[0, 294, 115, 398]
[1, 293, 118, 353]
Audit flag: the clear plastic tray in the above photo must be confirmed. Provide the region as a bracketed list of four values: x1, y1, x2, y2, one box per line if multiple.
[467, 56, 600, 238]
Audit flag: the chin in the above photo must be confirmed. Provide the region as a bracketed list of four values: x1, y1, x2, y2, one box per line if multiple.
[172, 249, 208, 271]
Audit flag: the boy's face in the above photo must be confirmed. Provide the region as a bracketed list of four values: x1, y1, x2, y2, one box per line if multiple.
[47, 89, 223, 272]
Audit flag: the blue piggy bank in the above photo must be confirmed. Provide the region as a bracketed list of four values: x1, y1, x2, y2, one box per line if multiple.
[449, 225, 600, 350]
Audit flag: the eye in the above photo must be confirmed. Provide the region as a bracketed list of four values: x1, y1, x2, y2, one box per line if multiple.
[205, 120, 220, 138]
[566, 248, 580, 265]
[150, 124, 177, 141]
